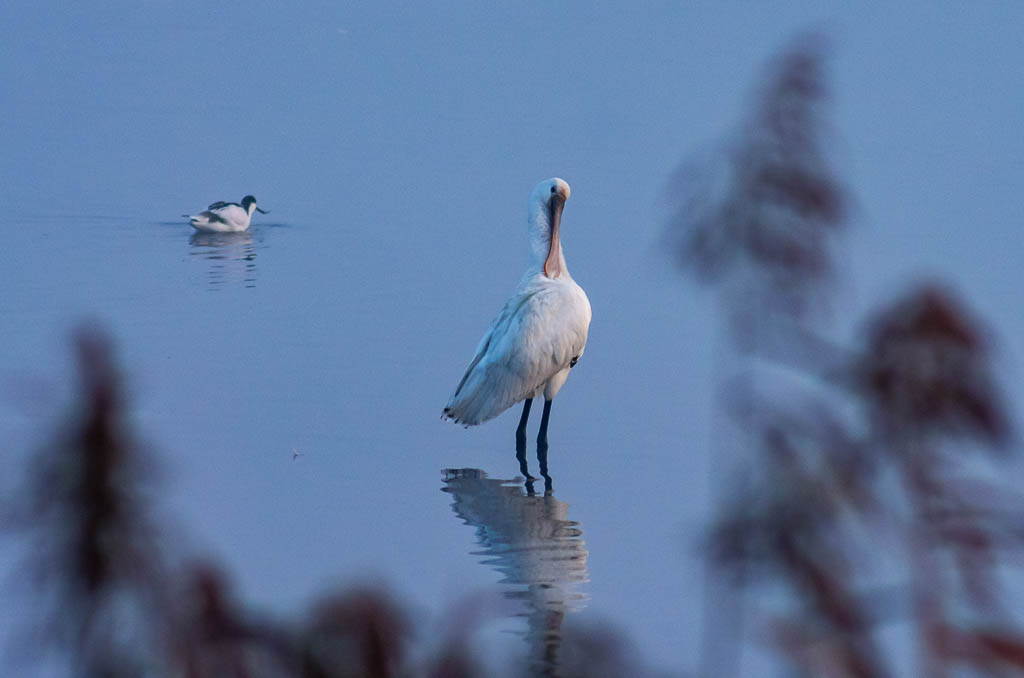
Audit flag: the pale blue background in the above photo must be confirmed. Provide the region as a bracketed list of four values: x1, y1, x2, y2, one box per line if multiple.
[2, 2, 1022, 675]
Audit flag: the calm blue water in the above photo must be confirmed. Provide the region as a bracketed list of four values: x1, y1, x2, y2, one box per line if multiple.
[0, 208, 704, 675]
[2, 3, 1023, 676]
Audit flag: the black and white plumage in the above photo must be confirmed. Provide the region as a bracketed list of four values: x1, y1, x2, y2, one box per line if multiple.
[185, 195, 268, 232]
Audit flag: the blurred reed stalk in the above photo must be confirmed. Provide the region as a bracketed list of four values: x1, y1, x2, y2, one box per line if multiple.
[667, 33, 846, 677]
[668, 32, 1024, 678]
[8, 325, 169, 677]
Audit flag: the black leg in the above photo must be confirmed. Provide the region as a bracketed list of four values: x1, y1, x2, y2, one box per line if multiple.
[516, 399, 534, 479]
[537, 399, 552, 447]
[524, 476, 537, 496]
[537, 399, 552, 477]
[537, 449, 553, 493]
[516, 398, 533, 448]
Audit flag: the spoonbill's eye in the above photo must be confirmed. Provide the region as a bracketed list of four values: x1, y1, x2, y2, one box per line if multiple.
[550, 186, 557, 194]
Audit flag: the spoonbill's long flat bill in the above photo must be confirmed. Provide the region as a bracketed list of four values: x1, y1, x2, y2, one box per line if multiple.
[443, 178, 591, 469]
[186, 195, 268, 232]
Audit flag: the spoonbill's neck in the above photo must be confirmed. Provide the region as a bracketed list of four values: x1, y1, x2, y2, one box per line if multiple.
[528, 206, 568, 278]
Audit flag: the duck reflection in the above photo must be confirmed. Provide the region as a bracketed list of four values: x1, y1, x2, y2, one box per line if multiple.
[442, 468, 588, 677]
[188, 230, 259, 289]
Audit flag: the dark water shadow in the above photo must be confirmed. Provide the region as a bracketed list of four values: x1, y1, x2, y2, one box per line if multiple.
[441, 468, 589, 677]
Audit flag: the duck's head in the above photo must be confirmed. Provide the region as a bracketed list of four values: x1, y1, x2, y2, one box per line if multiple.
[240, 195, 269, 216]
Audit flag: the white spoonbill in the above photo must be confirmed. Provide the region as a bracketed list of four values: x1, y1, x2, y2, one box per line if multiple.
[443, 178, 591, 460]
[186, 195, 268, 232]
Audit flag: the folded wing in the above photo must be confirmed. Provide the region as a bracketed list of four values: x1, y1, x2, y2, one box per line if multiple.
[444, 288, 587, 426]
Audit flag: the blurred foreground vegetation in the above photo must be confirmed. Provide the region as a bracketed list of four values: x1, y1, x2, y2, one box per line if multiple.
[668, 34, 1024, 678]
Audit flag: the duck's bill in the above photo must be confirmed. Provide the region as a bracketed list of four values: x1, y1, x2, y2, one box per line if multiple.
[256, 207, 270, 214]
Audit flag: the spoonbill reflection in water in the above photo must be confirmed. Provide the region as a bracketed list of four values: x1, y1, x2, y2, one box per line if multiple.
[441, 468, 588, 676]
[443, 179, 591, 473]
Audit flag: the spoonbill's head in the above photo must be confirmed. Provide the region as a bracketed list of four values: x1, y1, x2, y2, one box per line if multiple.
[529, 178, 571, 210]
[240, 195, 270, 215]
[528, 178, 571, 278]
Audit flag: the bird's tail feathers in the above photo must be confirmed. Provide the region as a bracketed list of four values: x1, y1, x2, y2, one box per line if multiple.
[442, 366, 527, 427]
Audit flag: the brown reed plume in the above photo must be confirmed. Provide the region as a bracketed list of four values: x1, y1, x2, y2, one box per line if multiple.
[671, 31, 1024, 678]
[667, 33, 845, 331]
[7, 325, 168, 676]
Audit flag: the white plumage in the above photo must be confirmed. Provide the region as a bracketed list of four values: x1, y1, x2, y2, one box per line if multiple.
[443, 178, 591, 428]
[186, 195, 268, 232]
